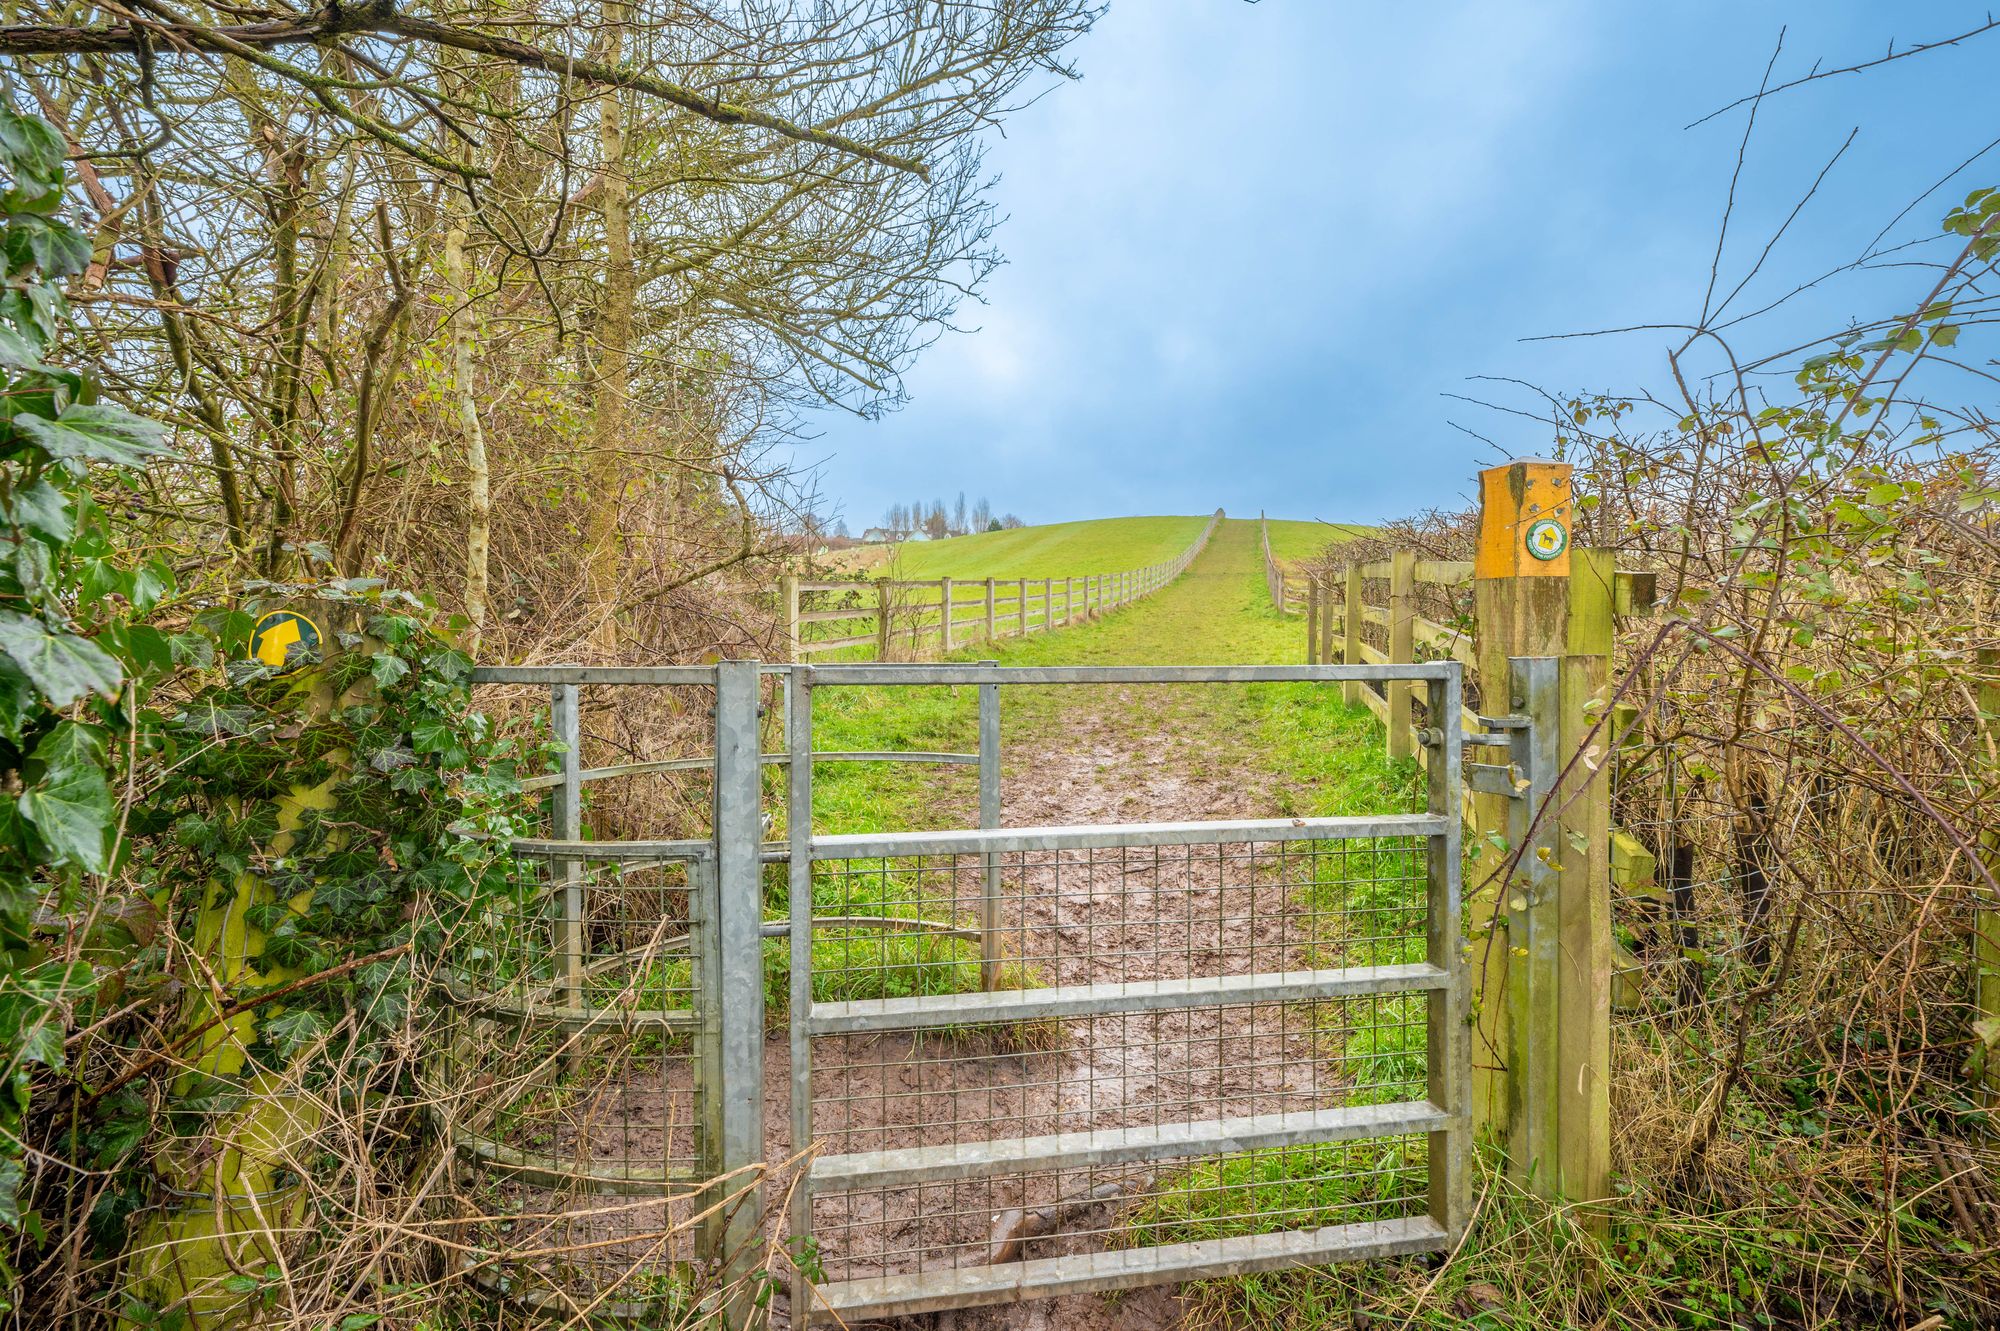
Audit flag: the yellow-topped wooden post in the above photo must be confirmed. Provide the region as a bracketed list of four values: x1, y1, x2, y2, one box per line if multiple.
[1471, 460, 1573, 1144]
[1470, 459, 1614, 1219]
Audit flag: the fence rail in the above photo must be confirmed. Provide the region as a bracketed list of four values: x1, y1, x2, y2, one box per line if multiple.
[784, 510, 1221, 660]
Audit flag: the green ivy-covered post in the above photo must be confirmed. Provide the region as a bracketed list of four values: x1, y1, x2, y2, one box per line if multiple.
[121, 608, 517, 1327]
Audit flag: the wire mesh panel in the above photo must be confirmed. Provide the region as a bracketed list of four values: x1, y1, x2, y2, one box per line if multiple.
[785, 663, 1468, 1322]
[441, 668, 725, 1317]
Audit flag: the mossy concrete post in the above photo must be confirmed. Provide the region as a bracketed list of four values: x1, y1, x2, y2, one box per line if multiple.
[1386, 550, 1416, 760]
[1470, 461, 1573, 1155]
[1978, 647, 1999, 1109]
[127, 622, 367, 1325]
[1342, 565, 1364, 707]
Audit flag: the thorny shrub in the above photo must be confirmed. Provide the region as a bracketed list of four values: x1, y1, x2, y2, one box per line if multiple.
[1279, 191, 2000, 1329]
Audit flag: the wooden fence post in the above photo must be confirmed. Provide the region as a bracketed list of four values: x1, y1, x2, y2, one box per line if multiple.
[780, 574, 800, 661]
[1342, 565, 1363, 707]
[940, 576, 954, 653]
[1471, 459, 1615, 1213]
[1305, 577, 1321, 663]
[1470, 461, 1571, 1141]
[985, 577, 996, 642]
[1551, 649, 1613, 1215]
[875, 579, 891, 661]
[1559, 547, 1615, 1217]
[1319, 574, 1337, 665]
[1015, 578, 1026, 636]
[1386, 550, 1415, 760]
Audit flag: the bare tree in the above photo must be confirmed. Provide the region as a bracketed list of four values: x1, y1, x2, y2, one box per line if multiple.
[11, 0, 1104, 638]
[923, 500, 950, 540]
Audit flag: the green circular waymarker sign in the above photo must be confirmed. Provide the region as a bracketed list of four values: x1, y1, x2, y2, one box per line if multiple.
[1524, 517, 1569, 562]
[249, 610, 322, 672]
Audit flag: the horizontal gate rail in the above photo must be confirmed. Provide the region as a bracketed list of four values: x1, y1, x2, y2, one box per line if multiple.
[811, 811, 1443, 857]
[809, 961, 1450, 1034]
[804, 661, 1456, 685]
[811, 1100, 1456, 1189]
[515, 749, 977, 791]
[817, 1218, 1449, 1321]
[470, 664, 719, 685]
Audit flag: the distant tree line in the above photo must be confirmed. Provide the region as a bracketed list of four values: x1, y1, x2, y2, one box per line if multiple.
[880, 493, 1024, 540]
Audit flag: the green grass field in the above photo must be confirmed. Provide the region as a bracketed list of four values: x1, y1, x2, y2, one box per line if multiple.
[802, 518, 1413, 832]
[784, 518, 1423, 1026]
[1263, 517, 1370, 568]
[830, 514, 1211, 579]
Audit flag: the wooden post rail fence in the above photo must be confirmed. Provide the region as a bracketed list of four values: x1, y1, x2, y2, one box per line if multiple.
[1289, 460, 1668, 1222]
[1259, 512, 1312, 615]
[781, 510, 1222, 661]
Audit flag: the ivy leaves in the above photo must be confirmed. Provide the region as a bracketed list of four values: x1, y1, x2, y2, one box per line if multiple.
[16, 406, 166, 468]
[138, 601, 524, 1080]
[0, 101, 174, 1277]
[16, 723, 112, 874]
[0, 612, 121, 712]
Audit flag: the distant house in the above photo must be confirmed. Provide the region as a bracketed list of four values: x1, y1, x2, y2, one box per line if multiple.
[860, 527, 896, 543]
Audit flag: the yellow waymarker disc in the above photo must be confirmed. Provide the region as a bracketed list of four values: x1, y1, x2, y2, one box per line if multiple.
[249, 610, 322, 671]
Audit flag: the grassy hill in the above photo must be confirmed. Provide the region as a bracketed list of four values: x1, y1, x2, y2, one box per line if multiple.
[1263, 517, 1371, 568]
[829, 515, 1212, 579]
[830, 513, 1367, 580]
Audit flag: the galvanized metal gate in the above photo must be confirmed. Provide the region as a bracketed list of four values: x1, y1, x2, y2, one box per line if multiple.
[781, 663, 1469, 1322]
[458, 660, 1468, 1323]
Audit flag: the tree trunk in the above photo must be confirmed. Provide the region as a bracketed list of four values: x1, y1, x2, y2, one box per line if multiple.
[583, 1, 633, 652]
[445, 206, 491, 653]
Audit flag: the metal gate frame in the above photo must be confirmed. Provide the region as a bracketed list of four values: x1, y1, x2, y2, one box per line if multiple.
[781, 662, 1470, 1322]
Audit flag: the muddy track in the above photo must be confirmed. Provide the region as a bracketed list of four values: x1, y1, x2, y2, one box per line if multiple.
[773, 681, 1315, 1331]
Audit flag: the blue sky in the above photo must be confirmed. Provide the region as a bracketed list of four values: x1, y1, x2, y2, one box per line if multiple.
[799, 3, 2000, 531]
